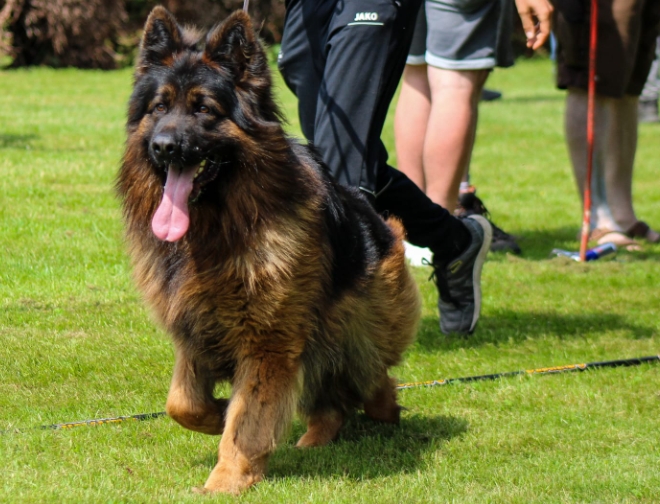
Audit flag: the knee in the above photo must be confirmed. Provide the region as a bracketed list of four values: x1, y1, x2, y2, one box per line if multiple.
[165, 398, 198, 429]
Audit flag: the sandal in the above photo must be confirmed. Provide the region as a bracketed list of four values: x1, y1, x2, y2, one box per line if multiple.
[588, 228, 639, 247]
[625, 221, 660, 243]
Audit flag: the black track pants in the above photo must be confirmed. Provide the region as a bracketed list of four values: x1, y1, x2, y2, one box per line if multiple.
[278, 0, 469, 258]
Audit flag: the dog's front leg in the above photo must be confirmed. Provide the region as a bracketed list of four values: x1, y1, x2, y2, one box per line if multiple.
[203, 353, 299, 494]
[165, 343, 228, 435]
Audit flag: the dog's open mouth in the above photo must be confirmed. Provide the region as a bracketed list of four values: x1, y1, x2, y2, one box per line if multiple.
[151, 160, 218, 242]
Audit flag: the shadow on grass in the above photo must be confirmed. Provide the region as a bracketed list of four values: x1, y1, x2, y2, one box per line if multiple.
[490, 94, 564, 104]
[272, 414, 467, 480]
[195, 414, 467, 480]
[496, 225, 579, 261]
[0, 133, 38, 149]
[415, 310, 655, 353]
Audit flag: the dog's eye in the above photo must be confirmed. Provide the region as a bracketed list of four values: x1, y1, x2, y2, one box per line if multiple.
[155, 103, 167, 113]
[197, 105, 210, 114]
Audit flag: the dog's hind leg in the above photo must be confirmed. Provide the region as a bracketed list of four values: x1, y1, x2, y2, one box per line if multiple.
[203, 353, 300, 494]
[296, 409, 344, 447]
[165, 344, 228, 435]
[363, 374, 402, 424]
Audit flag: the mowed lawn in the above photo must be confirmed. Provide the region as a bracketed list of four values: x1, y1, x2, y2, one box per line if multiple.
[0, 57, 659, 503]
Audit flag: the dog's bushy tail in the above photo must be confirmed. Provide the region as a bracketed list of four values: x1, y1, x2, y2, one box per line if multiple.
[373, 216, 421, 364]
[385, 217, 408, 248]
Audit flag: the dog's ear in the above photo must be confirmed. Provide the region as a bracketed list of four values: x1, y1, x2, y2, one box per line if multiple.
[204, 10, 266, 83]
[137, 6, 183, 73]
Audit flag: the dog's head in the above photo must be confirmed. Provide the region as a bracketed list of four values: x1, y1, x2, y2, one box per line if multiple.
[126, 7, 282, 242]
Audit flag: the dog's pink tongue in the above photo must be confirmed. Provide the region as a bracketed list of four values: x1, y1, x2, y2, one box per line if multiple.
[151, 167, 195, 242]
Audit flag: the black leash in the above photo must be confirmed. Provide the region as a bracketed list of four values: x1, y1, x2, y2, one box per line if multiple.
[3, 355, 657, 434]
[396, 355, 660, 389]
[1, 412, 167, 435]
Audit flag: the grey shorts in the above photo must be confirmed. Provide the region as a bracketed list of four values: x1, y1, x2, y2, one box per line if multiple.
[407, 0, 514, 69]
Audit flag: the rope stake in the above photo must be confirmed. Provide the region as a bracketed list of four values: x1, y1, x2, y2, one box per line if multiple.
[579, 0, 599, 261]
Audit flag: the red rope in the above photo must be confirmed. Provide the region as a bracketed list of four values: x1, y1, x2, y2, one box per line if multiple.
[579, 0, 599, 261]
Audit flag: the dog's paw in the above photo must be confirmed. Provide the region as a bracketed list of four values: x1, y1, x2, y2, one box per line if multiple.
[296, 410, 343, 447]
[203, 463, 262, 495]
[296, 431, 328, 448]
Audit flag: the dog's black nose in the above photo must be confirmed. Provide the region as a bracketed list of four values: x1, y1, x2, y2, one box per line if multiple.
[151, 133, 179, 164]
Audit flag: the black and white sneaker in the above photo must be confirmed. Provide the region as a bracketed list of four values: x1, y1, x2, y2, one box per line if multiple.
[428, 215, 492, 335]
[456, 192, 521, 255]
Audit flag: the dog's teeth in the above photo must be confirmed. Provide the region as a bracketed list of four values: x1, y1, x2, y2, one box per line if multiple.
[193, 163, 205, 180]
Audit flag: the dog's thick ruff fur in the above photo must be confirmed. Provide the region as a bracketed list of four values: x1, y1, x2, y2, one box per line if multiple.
[117, 7, 421, 494]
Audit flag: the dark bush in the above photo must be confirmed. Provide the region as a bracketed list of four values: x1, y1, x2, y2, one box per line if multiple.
[0, 0, 285, 69]
[143, 0, 285, 44]
[0, 0, 128, 68]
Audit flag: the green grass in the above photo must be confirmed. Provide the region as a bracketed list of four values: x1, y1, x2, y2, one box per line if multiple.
[1, 58, 659, 503]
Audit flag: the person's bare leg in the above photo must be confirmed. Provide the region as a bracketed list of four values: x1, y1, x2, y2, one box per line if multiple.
[605, 95, 638, 231]
[394, 64, 431, 190]
[564, 88, 621, 233]
[423, 67, 488, 212]
[604, 95, 659, 241]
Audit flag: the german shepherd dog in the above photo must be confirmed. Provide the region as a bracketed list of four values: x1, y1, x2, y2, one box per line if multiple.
[117, 7, 420, 494]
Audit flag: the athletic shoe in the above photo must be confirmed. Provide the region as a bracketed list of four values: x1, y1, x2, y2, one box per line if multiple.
[429, 215, 493, 335]
[481, 89, 503, 101]
[456, 192, 522, 255]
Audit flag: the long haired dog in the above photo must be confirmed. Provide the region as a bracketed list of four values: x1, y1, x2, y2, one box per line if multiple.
[117, 7, 421, 494]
